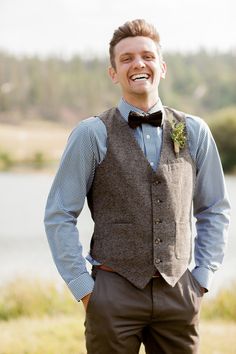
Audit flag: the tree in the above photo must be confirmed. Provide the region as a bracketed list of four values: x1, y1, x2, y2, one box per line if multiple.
[208, 107, 236, 173]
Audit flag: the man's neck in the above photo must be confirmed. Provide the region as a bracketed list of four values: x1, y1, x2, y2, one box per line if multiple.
[123, 97, 159, 112]
[123, 94, 159, 113]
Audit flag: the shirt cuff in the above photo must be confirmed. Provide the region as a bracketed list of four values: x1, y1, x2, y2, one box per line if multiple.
[68, 272, 94, 301]
[191, 266, 214, 292]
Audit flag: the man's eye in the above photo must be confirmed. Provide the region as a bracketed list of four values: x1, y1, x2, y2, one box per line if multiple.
[144, 55, 154, 60]
[121, 57, 131, 62]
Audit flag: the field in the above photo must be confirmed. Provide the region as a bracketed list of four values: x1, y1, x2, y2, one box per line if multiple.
[0, 314, 236, 354]
[0, 278, 235, 354]
[0, 121, 70, 171]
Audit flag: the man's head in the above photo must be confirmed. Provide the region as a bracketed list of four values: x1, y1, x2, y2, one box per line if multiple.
[108, 19, 166, 110]
[109, 19, 162, 69]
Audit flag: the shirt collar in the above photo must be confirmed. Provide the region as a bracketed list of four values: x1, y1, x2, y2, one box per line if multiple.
[117, 97, 164, 123]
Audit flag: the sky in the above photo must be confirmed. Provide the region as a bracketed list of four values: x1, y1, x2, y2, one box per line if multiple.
[0, 0, 235, 58]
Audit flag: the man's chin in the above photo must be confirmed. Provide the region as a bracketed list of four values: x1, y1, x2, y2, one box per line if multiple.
[131, 87, 154, 97]
[130, 84, 150, 94]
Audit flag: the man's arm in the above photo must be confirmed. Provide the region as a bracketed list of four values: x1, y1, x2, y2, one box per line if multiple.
[44, 119, 104, 303]
[188, 117, 231, 291]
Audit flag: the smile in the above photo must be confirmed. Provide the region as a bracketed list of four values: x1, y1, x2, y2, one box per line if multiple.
[130, 73, 150, 81]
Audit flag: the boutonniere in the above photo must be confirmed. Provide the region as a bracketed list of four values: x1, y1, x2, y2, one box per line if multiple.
[168, 118, 187, 157]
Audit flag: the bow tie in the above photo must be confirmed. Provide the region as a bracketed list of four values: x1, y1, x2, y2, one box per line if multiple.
[128, 110, 162, 129]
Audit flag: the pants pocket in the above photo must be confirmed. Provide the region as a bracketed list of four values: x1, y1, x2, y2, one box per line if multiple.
[86, 270, 100, 313]
[187, 270, 204, 298]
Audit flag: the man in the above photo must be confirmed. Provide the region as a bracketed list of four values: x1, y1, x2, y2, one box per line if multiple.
[44, 19, 230, 353]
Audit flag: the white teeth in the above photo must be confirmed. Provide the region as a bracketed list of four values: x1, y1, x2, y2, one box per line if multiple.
[131, 73, 149, 81]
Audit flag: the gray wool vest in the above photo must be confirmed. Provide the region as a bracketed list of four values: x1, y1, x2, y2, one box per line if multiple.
[87, 106, 196, 289]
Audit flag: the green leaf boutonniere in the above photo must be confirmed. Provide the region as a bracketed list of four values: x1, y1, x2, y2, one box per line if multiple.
[168, 118, 187, 157]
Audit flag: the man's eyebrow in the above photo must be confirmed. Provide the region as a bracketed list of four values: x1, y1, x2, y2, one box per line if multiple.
[119, 50, 155, 57]
[142, 50, 156, 55]
[119, 52, 133, 57]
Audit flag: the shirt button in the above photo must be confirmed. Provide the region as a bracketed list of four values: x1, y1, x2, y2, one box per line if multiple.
[155, 258, 161, 264]
[150, 162, 154, 167]
[146, 134, 150, 139]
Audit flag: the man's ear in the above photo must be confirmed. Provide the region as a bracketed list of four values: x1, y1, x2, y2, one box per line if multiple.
[108, 66, 119, 84]
[160, 61, 167, 79]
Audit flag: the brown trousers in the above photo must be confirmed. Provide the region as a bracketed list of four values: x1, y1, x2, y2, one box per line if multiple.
[85, 268, 203, 354]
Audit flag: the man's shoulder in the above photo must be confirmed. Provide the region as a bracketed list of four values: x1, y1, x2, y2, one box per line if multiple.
[80, 115, 104, 129]
[79, 107, 117, 128]
[184, 114, 213, 156]
[185, 113, 210, 136]
[70, 116, 106, 139]
[165, 106, 207, 127]
[165, 107, 212, 152]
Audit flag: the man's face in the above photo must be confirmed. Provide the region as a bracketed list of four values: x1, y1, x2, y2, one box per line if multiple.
[109, 36, 166, 105]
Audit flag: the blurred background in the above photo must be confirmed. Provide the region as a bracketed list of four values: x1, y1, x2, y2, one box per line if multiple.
[0, 1, 236, 353]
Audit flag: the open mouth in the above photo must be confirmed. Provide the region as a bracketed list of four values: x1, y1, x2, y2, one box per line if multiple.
[130, 73, 150, 81]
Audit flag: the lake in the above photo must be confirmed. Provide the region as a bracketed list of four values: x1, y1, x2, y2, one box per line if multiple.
[0, 172, 235, 297]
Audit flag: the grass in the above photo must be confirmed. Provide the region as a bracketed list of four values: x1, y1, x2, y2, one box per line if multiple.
[201, 283, 236, 322]
[0, 278, 236, 353]
[0, 279, 78, 321]
[0, 315, 235, 354]
[0, 314, 86, 354]
[1, 278, 235, 322]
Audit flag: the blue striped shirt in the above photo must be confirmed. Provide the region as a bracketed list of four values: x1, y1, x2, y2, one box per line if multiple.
[44, 98, 230, 301]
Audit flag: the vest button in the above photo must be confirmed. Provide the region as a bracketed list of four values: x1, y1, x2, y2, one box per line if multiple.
[155, 238, 161, 244]
[154, 180, 161, 185]
[157, 199, 162, 203]
[155, 219, 162, 224]
[155, 258, 161, 264]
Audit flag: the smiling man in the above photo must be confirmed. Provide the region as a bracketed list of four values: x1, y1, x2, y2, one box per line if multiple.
[109, 35, 166, 111]
[44, 19, 230, 353]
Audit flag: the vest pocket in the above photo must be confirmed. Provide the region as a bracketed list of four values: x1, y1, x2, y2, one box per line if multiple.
[175, 221, 191, 259]
[92, 223, 147, 263]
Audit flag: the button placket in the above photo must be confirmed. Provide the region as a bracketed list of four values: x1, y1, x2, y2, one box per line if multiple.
[153, 180, 161, 186]
[152, 176, 164, 269]
[154, 237, 162, 245]
[155, 218, 162, 224]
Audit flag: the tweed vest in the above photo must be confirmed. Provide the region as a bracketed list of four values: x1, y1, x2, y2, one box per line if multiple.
[87, 106, 196, 289]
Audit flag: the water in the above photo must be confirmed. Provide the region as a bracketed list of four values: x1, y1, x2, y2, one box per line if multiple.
[0, 172, 94, 284]
[0, 173, 235, 297]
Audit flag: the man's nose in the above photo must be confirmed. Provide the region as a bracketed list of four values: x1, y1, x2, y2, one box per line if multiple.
[133, 57, 145, 68]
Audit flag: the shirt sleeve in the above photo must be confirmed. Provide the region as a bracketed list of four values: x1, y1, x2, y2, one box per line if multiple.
[187, 116, 231, 291]
[44, 118, 104, 301]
